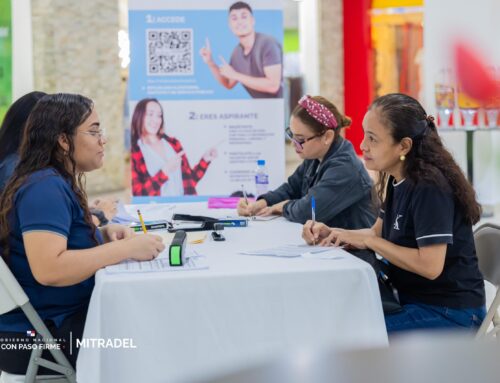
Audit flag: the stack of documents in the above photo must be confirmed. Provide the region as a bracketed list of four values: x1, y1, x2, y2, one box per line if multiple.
[111, 202, 176, 225]
[110, 201, 138, 225]
[105, 250, 208, 274]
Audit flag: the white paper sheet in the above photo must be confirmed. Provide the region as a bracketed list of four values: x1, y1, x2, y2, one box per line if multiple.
[239, 244, 345, 259]
[105, 250, 208, 273]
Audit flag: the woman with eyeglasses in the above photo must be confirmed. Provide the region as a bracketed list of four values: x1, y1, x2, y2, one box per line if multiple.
[238, 95, 376, 229]
[0, 92, 118, 226]
[131, 98, 218, 196]
[0, 93, 165, 374]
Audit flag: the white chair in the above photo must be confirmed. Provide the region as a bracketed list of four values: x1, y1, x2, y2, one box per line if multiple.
[0, 257, 76, 383]
[474, 223, 500, 340]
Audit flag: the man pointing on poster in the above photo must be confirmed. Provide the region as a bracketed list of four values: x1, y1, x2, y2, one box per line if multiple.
[199, 1, 283, 98]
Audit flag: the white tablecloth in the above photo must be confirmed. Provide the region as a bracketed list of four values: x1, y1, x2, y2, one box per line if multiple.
[77, 203, 387, 383]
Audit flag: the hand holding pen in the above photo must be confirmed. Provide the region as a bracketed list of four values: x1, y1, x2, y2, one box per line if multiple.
[237, 184, 251, 216]
[237, 198, 267, 217]
[302, 220, 332, 246]
[237, 185, 262, 216]
[242, 184, 249, 206]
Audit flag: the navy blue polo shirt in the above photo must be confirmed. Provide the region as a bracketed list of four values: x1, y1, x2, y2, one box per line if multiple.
[380, 175, 485, 309]
[0, 168, 103, 333]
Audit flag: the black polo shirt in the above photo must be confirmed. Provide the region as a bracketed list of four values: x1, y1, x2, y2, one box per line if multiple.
[380, 175, 485, 309]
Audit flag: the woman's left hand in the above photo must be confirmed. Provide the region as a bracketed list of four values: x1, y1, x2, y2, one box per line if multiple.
[321, 228, 370, 249]
[256, 201, 288, 216]
[203, 147, 218, 162]
[100, 224, 135, 242]
[255, 206, 273, 216]
[91, 198, 118, 220]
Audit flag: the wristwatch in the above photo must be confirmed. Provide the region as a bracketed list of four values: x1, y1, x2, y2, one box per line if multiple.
[90, 208, 109, 227]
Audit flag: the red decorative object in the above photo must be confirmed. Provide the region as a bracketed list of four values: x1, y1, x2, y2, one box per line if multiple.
[343, 0, 373, 155]
[454, 42, 500, 105]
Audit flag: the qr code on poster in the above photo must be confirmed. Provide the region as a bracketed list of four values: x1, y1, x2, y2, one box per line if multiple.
[147, 29, 193, 76]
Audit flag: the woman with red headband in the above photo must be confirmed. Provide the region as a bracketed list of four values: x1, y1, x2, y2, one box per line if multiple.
[238, 95, 376, 230]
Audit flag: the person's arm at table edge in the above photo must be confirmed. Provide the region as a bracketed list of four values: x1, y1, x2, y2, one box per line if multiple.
[23, 231, 161, 287]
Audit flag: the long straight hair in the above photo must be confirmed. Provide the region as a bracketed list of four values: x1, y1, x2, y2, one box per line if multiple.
[0, 93, 98, 262]
[0, 91, 47, 162]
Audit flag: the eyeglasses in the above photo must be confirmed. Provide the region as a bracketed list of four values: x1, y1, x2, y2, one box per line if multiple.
[285, 126, 325, 151]
[80, 128, 107, 142]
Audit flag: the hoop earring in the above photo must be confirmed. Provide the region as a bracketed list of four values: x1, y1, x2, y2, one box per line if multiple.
[400, 155, 406, 161]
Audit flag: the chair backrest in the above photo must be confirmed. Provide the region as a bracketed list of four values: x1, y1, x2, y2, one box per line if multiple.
[0, 256, 29, 315]
[474, 223, 500, 286]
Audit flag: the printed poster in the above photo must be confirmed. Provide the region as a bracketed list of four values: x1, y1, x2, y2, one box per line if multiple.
[128, 0, 285, 202]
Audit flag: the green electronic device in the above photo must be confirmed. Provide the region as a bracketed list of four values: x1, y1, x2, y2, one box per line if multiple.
[169, 230, 187, 267]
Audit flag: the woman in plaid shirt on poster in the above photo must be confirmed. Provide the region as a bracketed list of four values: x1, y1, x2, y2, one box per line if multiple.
[130, 98, 217, 196]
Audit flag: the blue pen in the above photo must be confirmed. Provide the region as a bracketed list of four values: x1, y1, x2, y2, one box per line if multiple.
[311, 196, 316, 246]
[311, 196, 316, 222]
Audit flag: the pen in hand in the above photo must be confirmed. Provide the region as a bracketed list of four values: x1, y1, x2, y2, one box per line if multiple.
[137, 209, 148, 234]
[311, 196, 316, 246]
[241, 184, 249, 205]
[241, 184, 252, 216]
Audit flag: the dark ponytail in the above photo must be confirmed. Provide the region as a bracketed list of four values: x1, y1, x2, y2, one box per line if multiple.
[370, 93, 481, 224]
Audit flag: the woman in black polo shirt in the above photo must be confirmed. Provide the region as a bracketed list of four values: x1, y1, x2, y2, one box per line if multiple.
[302, 93, 486, 332]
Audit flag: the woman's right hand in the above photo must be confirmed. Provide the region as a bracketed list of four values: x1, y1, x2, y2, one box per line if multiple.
[237, 198, 267, 216]
[162, 151, 184, 174]
[302, 220, 332, 245]
[122, 234, 165, 261]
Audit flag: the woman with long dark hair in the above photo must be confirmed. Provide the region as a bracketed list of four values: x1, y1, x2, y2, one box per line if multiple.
[303, 93, 486, 332]
[130, 98, 217, 196]
[0, 93, 164, 374]
[0, 91, 46, 190]
[0, 92, 117, 226]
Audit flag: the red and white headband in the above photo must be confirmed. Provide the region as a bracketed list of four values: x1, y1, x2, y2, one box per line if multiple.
[298, 95, 338, 129]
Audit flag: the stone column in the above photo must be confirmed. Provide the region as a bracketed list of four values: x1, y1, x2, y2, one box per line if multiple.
[318, 0, 344, 112]
[31, 0, 124, 193]
[299, 0, 344, 109]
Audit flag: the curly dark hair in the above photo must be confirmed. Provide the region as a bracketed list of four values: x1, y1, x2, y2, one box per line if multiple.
[370, 93, 481, 224]
[0, 93, 99, 262]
